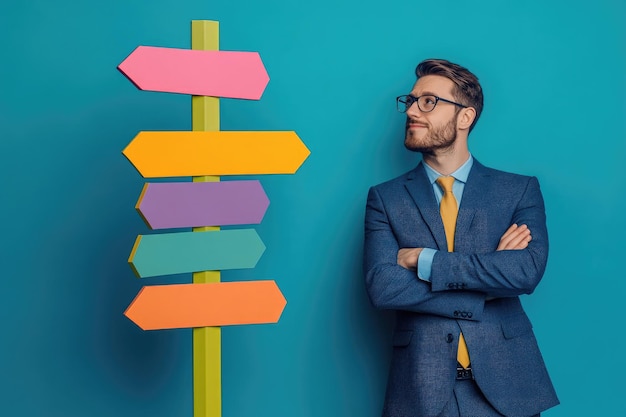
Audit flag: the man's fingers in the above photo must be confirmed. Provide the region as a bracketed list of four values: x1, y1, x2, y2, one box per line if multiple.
[497, 224, 531, 250]
[397, 248, 419, 270]
[506, 230, 532, 249]
[500, 224, 519, 241]
[499, 224, 523, 246]
[499, 224, 522, 248]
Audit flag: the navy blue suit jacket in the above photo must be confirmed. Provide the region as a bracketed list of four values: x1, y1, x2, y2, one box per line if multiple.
[364, 160, 559, 417]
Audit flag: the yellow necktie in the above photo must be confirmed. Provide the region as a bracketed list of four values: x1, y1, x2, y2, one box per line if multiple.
[436, 176, 470, 369]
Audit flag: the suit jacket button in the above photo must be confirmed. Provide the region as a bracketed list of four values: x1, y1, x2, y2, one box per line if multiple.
[453, 311, 459, 317]
[447, 283, 455, 289]
[446, 333, 454, 343]
[468, 312, 473, 318]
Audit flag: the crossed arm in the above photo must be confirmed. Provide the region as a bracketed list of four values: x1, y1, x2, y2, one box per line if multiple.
[397, 223, 532, 271]
[364, 176, 548, 318]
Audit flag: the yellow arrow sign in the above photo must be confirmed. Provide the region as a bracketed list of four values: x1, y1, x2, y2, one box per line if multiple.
[122, 131, 310, 178]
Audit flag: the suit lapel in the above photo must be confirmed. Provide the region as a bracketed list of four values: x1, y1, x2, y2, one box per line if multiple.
[404, 162, 448, 251]
[455, 160, 490, 252]
[404, 159, 492, 253]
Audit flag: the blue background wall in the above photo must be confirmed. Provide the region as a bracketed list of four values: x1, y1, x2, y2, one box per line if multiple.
[1, 1, 625, 416]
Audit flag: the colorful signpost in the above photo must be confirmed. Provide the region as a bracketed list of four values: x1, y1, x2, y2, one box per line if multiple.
[125, 281, 287, 330]
[136, 181, 269, 229]
[118, 45, 269, 99]
[123, 131, 309, 177]
[128, 229, 266, 277]
[118, 20, 309, 417]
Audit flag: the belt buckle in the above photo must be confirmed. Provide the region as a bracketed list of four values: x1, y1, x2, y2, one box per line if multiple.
[456, 367, 473, 380]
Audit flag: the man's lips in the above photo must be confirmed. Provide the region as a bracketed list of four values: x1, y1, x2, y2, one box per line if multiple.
[407, 121, 428, 129]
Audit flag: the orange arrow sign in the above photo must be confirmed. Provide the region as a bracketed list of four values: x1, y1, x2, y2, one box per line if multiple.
[123, 131, 310, 178]
[124, 281, 286, 330]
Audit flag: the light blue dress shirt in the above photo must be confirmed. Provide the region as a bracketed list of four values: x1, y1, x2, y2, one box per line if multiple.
[417, 155, 474, 281]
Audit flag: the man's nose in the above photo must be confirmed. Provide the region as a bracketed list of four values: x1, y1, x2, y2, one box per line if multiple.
[406, 100, 422, 117]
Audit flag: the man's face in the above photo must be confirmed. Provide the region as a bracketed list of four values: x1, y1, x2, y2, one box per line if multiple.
[404, 75, 460, 154]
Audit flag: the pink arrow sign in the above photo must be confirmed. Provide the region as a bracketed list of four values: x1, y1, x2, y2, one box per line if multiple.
[136, 180, 270, 229]
[118, 46, 270, 99]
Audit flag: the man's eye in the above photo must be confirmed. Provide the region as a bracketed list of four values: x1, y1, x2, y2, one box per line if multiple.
[424, 97, 436, 105]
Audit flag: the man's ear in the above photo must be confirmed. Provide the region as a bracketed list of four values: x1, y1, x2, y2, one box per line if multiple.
[457, 107, 476, 131]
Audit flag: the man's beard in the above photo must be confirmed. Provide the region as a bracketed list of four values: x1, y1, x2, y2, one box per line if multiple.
[404, 117, 457, 154]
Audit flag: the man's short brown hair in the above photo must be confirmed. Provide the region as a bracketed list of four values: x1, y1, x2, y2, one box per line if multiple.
[416, 59, 484, 133]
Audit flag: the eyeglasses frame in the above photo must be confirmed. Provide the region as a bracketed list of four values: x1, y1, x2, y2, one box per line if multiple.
[396, 94, 468, 113]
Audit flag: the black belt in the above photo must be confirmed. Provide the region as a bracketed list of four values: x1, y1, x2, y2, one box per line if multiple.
[456, 367, 473, 380]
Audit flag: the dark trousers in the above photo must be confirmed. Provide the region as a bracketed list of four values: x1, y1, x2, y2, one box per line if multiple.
[438, 378, 540, 417]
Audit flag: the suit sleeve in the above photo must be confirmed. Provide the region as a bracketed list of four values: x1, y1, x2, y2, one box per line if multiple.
[364, 186, 486, 321]
[430, 176, 549, 298]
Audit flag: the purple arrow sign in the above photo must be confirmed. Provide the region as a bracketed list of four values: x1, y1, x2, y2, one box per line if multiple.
[136, 180, 269, 229]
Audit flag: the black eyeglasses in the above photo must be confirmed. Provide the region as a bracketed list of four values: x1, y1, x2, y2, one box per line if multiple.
[396, 94, 467, 113]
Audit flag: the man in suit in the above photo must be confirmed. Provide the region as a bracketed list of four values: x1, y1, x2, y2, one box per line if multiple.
[364, 59, 559, 417]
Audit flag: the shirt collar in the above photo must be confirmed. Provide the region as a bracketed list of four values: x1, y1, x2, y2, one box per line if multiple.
[423, 154, 474, 185]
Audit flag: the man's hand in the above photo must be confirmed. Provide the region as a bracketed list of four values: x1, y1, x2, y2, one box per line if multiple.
[497, 224, 531, 251]
[397, 248, 423, 270]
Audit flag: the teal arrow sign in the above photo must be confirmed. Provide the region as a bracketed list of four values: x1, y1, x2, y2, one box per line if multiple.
[129, 229, 265, 278]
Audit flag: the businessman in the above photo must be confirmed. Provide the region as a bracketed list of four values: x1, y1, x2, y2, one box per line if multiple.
[364, 59, 558, 417]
